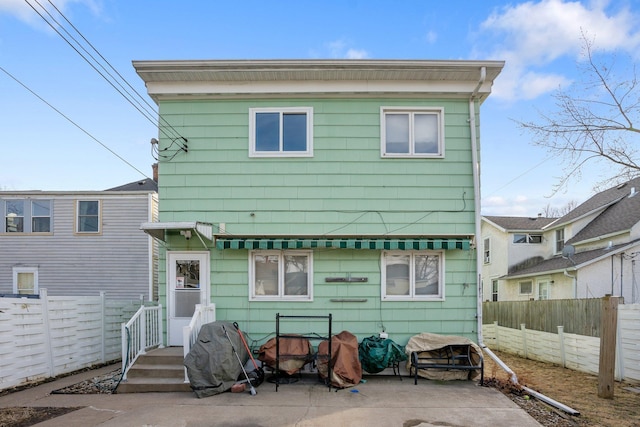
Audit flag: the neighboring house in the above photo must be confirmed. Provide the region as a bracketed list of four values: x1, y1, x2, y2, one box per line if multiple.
[482, 177, 640, 303]
[481, 215, 557, 301]
[0, 175, 159, 300]
[134, 59, 504, 346]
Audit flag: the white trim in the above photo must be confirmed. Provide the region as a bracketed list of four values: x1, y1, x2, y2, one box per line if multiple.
[12, 266, 38, 295]
[381, 250, 445, 301]
[248, 250, 313, 301]
[249, 107, 313, 157]
[380, 107, 444, 158]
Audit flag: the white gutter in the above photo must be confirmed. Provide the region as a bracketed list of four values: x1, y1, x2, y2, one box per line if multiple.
[469, 68, 579, 416]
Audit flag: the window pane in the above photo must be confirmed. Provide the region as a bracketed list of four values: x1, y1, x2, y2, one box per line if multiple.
[385, 114, 410, 153]
[17, 272, 35, 294]
[32, 200, 50, 216]
[386, 254, 410, 295]
[255, 112, 280, 151]
[78, 201, 99, 232]
[32, 217, 50, 232]
[415, 254, 439, 295]
[513, 234, 526, 243]
[6, 200, 24, 232]
[254, 254, 279, 296]
[284, 254, 308, 296]
[414, 114, 439, 154]
[282, 113, 307, 152]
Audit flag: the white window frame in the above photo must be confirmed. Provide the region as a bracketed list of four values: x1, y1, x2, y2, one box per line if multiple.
[381, 250, 444, 301]
[249, 250, 313, 301]
[13, 266, 38, 295]
[2, 199, 52, 233]
[249, 107, 313, 157]
[483, 237, 491, 264]
[31, 199, 51, 233]
[513, 233, 543, 244]
[380, 107, 444, 158]
[555, 229, 565, 253]
[491, 279, 499, 301]
[76, 200, 101, 234]
[519, 280, 533, 295]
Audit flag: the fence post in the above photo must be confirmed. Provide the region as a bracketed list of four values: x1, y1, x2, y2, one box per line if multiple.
[557, 326, 566, 368]
[100, 291, 106, 364]
[598, 296, 619, 399]
[521, 323, 528, 359]
[39, 288, 55, 377]
[493, 321, 500, 350]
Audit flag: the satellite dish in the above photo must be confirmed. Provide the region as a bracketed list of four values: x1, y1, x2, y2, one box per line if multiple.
[561, 244, 575, 259]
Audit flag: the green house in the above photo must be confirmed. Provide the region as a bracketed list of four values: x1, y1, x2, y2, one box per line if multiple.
[134, 59, 504, 347]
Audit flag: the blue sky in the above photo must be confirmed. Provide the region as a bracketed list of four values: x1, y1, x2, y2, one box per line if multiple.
[1, 0, 639, 216]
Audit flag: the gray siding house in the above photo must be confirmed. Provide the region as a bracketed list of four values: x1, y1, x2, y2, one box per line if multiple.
[0, 178, 159, 300]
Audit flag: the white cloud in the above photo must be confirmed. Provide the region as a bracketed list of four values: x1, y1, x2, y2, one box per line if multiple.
[424, 30, 437, 45]
[323, 39, 369, 59]
[478, 0, 640, 101]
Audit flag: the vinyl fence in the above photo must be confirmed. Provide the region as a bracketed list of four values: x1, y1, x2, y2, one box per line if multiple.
[0, 289, 151, 392]
[482, 303, 640, 382]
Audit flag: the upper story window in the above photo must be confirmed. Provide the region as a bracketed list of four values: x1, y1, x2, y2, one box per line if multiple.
[381, 251, 444, 300]
[249, 250, 312, 301]
[3, 199, 51, 233]
[483, 238, 491, 264]
[513, 233, 542, 244]
[555, 229, 565, 253]
[381, 107, 444, 158]
[249, 107, 313, 157]
[76, 200, 100, 234]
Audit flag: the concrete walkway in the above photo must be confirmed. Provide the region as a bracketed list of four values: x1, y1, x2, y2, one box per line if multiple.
[0, 365, 541, 426]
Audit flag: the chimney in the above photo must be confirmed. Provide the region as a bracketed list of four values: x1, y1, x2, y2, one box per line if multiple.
[152, 163, 158, 182]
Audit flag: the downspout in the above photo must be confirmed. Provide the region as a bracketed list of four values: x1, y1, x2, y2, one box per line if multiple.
[468, 68, 579, 416]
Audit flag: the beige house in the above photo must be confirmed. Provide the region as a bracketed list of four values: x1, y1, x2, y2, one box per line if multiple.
[482, 176, 640, 303]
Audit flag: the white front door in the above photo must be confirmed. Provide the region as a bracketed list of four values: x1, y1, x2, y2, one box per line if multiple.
[167, 251, 210, 346]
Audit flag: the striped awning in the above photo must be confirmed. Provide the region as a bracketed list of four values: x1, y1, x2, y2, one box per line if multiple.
[215, 238, 471, 251]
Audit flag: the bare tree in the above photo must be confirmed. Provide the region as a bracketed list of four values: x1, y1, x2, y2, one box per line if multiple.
[517, 34, 640, 195]
[540, 200, 578, 218]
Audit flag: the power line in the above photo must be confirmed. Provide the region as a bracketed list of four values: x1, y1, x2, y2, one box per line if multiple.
[24, 0, 187, 145]
[0, 65, 151, 180]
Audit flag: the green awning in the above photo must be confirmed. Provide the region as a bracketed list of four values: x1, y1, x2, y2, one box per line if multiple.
[215, 238, 471, 251]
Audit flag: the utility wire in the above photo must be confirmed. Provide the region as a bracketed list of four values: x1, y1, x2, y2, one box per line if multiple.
[0, 65, 151, 179]
[25, 0, 186, 147]
[42, 0, 184, 143]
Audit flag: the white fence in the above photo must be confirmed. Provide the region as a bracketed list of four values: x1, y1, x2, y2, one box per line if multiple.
[0, 289, 149, 391]
[483, 304, 640, 382]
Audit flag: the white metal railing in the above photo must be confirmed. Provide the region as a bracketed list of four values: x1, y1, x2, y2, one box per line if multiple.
[121, 304, 164, 381]
[183, 303, 216, 381]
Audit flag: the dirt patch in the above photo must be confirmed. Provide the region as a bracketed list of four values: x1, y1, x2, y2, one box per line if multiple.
[484, 350, 640, 427]
[0, 406, 81, 427]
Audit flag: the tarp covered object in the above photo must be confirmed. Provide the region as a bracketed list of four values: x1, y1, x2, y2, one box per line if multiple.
[358, 335, 407, 374]
[258, 335, 312, 375]
[318, 330, 362, 388]
[405, 332, 483, 381]
[184, 321, 249, 398]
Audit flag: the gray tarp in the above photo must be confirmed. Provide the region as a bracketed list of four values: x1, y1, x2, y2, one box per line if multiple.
[184, 321, 249, 398]
[405, 332, 483, 381]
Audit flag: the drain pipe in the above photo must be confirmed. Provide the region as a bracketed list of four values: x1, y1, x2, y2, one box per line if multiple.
[468, 68, 579, 416]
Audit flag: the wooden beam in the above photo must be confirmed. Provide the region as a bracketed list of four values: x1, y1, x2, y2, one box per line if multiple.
[597, 295, 619, 399]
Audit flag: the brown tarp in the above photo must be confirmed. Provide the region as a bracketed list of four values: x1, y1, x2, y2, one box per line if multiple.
[258, 335, 313, 375]
[318, 330, 362, 388]
[405, 332, 483, 381]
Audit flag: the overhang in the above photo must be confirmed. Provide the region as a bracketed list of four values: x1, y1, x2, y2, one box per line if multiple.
[141, 221, 213, 243]
[215, 237, 471, 251]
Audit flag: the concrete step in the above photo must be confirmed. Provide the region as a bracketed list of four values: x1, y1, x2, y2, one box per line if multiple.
[116, 377, 192, 393]
[126, 363, 185, 379]
[116, 347, 191, 393]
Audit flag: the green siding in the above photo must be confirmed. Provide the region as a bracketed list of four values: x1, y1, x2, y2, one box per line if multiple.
[156, 96, 481, 346]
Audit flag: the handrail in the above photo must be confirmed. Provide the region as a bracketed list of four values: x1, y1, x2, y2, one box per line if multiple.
[182, 303, 216, 382]
[121, 304, 163, 381]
